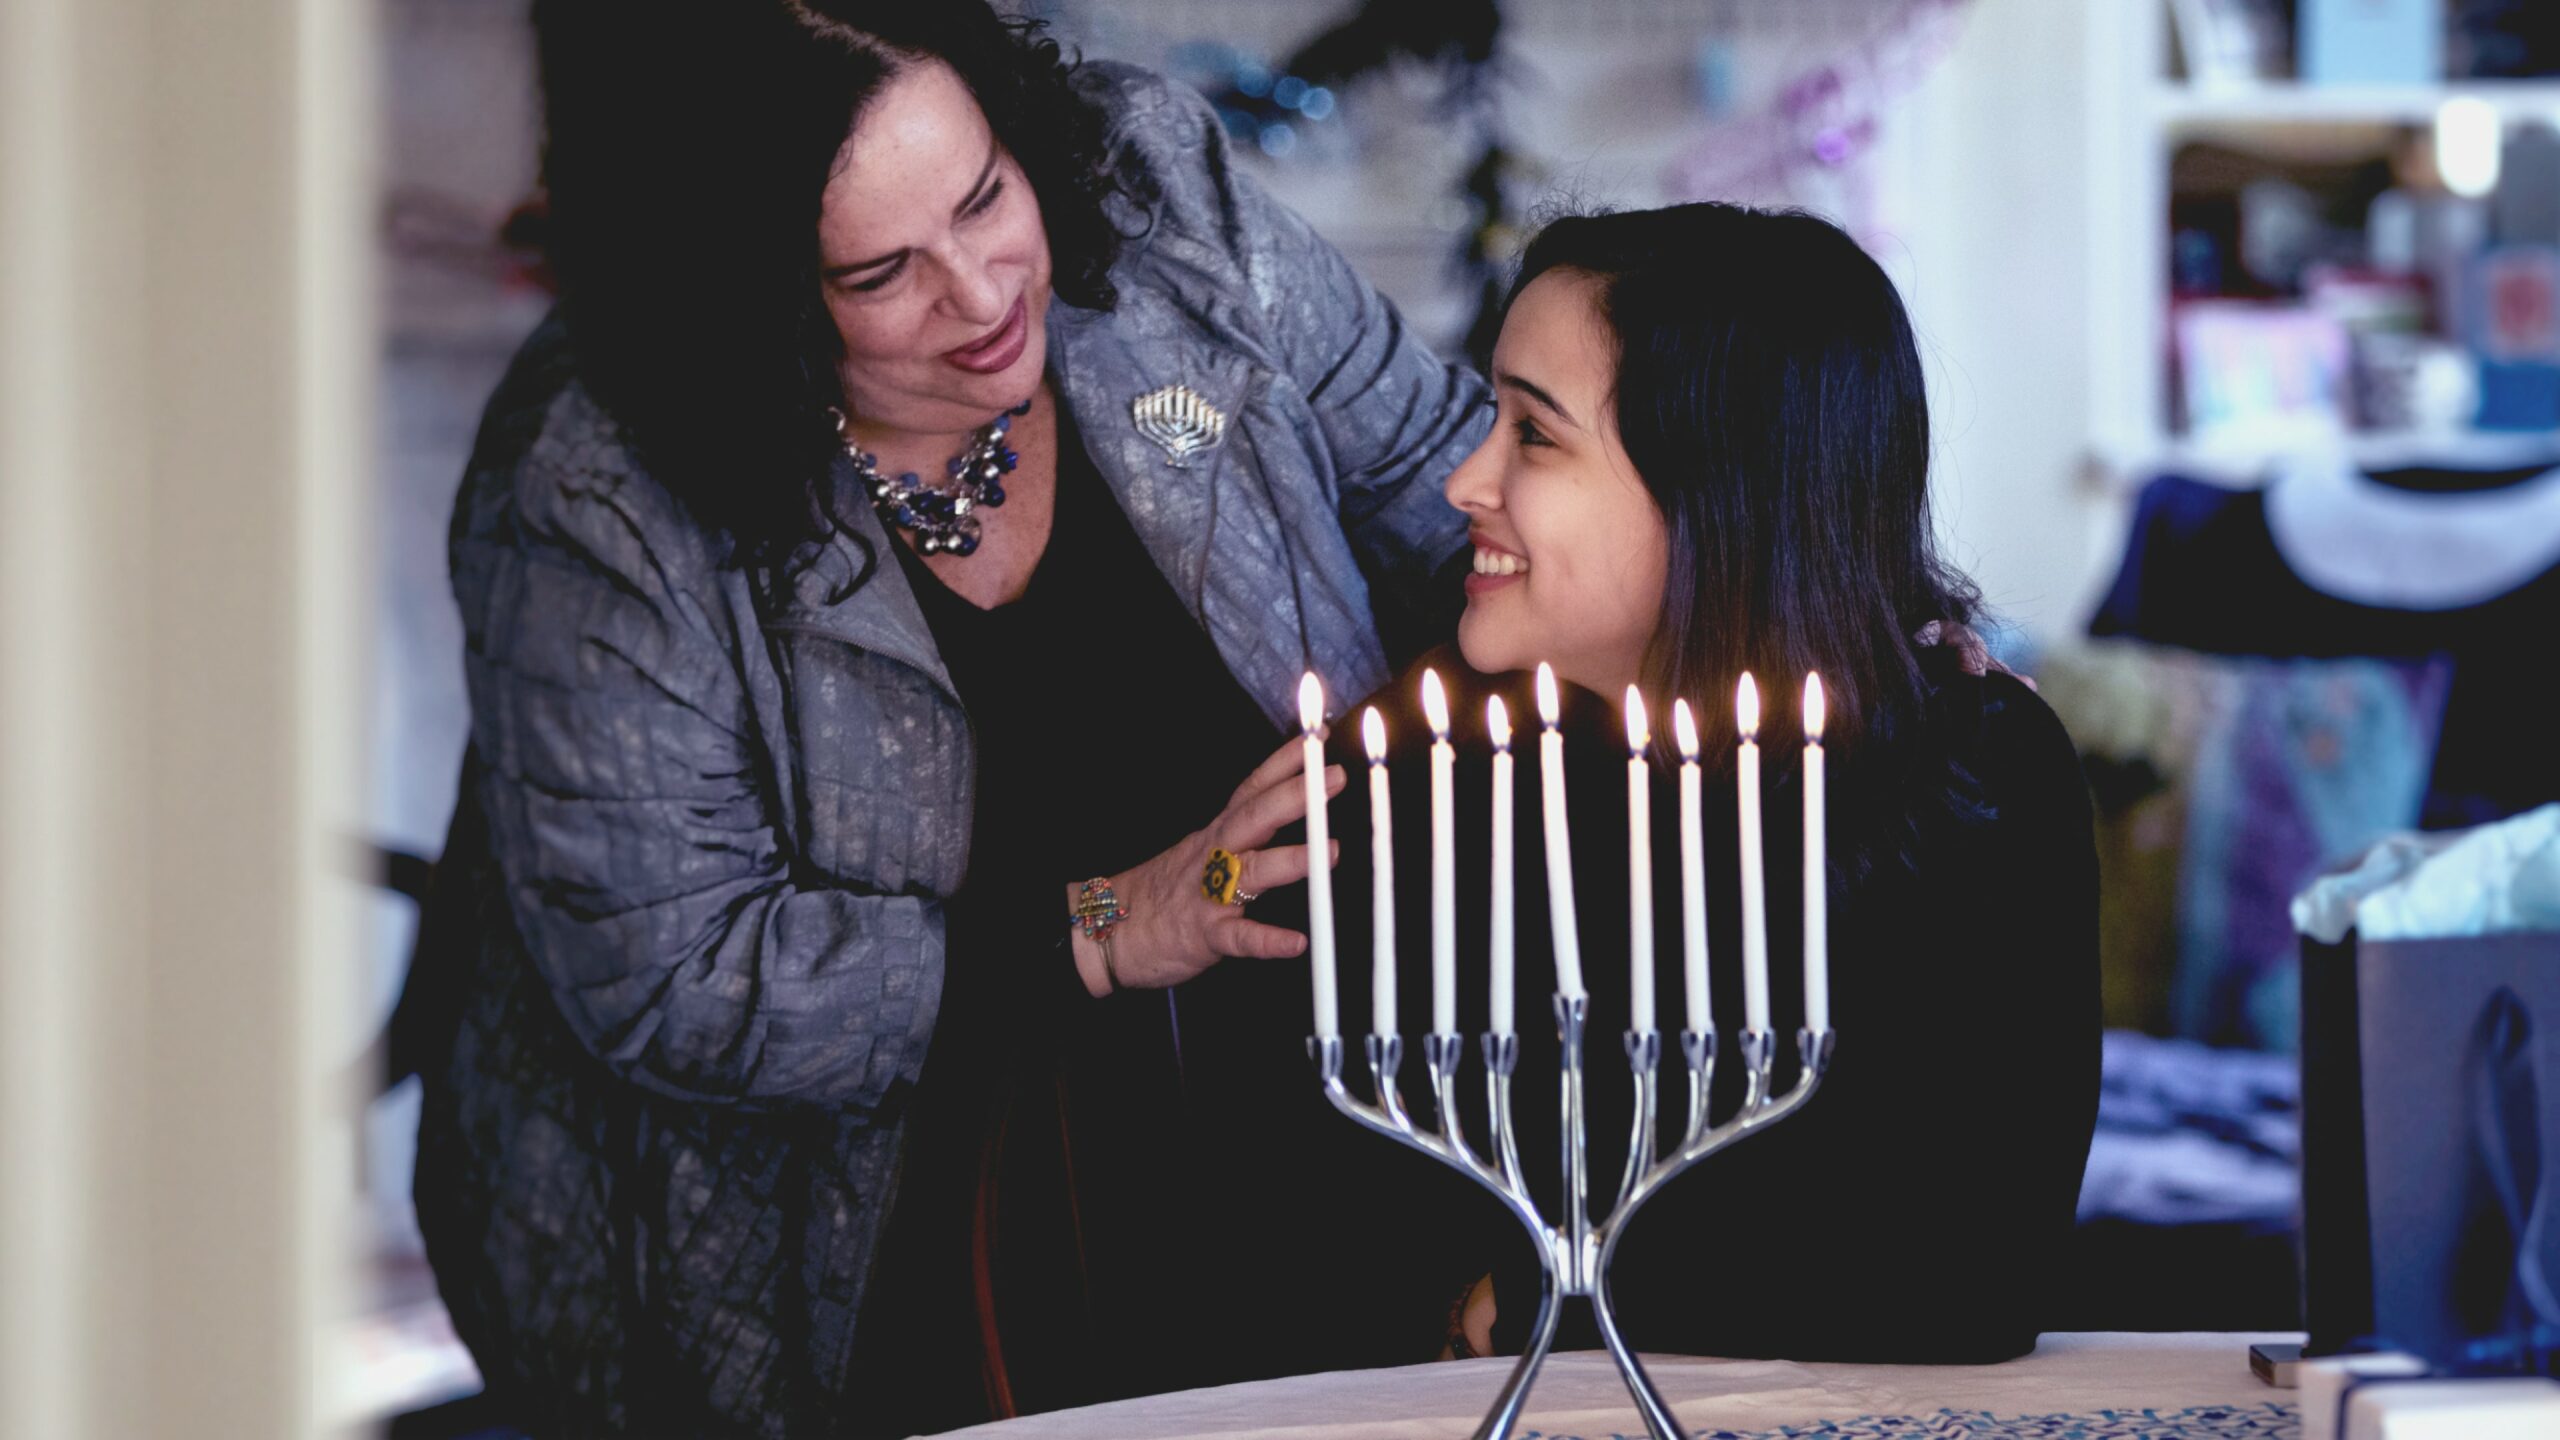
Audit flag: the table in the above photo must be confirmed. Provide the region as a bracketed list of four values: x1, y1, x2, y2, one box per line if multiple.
[933, 1332, 2304, 1440]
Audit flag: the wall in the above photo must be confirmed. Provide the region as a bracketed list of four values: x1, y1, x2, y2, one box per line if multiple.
[1876, 0, 2120, 644]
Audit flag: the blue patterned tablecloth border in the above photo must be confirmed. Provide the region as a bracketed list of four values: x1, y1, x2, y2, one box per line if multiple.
[1514, 1400, 2300, 1440]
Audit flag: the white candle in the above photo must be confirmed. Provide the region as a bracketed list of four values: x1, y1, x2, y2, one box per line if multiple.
[1624, 686, 1655, 1035]
[1802, 673, 1830, 1036]
[1299, 673, 1338, 1040]
[1736, 673, 1771, 1035]
[1672, 699, 1710, 1036]
[1534, 664, 1586, 1000]
[1421, 671, 1457, 1038]
[1364, 706, 1397, 1039]
[1488, 696, 1517, 1037]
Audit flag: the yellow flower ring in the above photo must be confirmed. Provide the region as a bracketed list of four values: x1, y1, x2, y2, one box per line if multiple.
[1201, 847, 1244, 906]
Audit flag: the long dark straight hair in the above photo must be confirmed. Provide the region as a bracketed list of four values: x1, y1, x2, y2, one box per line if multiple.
[1509, 203, 1987, 875]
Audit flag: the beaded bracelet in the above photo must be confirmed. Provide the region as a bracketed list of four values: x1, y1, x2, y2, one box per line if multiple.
[1070, 876, 1129, 991]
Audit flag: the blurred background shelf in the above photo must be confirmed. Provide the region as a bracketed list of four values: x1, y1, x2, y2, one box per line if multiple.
[2154, 79, 2560, 126]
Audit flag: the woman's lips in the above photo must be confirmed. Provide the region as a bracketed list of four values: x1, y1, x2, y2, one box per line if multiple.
[945, 297, 1029, 375]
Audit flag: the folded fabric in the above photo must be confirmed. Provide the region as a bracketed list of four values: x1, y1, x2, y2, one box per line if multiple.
[2302, 1349, 2560, 1440]
[2292, 832, 2464, 943]
[2354, 803, 2560, 940]
[2296, 804, 2560, 943]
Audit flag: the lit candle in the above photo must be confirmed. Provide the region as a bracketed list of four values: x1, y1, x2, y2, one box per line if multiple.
[1422, 671, 1457, 1038]
[1488, 696, 1517, 1037]
[1803, 673, 1830, 1036]
[1363, 706, 1396, 1039]
[1299, 673, 1338, 1040]
[1535, 664, 1586, 999]
[1736, 673, 1771, 1035]
[1624, 686, 1655, 1035]
[1672, 699, 1710, 1036]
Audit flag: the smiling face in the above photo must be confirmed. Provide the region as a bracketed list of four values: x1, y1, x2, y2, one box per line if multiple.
[1444, 269, 1670, 697]
[817, 58, 1052, 438]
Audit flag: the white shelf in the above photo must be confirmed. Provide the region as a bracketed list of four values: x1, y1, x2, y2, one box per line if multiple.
[2095, 429, 2560, 487]
[2154, 80, 2560, 127]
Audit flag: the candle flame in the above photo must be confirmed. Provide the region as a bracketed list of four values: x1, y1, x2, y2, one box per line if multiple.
[1535, 662, 1560, 727]
[1420, 668, 1450, 737]
[1672, 698, 1699, 760]
[1624, 685, 1649, 753]
[1297, 671, 1324, 734]
[1804, 671, 1826, 742]
[1487, 694, 1512, 750]
[1362, 706, 1388, 762]
[1736, 671, 1761, 739]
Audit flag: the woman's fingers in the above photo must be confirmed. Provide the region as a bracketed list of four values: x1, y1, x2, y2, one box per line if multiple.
[1230, 732, 1314, 807]
[1222, 763, 1343, 851]
[1213, 916, 1311, 960]
[1233, 839, 1335, 896]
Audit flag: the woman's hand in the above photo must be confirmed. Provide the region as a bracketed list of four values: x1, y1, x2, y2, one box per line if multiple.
[1069, 735, 1345, 995]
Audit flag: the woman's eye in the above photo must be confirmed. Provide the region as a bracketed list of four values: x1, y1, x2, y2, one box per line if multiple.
[1513, 416, 1551, 449]
[965, 178, 1005, 219]
[848, 259, 905, 294]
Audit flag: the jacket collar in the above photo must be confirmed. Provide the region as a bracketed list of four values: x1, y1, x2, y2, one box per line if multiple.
[1049, 294, 1311, 726]
[765, 295, 1314, 727]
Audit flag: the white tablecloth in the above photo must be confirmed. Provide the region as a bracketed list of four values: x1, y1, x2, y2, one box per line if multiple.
[933, 1332, 2303, 1440]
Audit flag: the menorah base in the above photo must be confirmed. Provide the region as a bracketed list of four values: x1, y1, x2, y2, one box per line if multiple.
[1310, 1001, 1836, 1440]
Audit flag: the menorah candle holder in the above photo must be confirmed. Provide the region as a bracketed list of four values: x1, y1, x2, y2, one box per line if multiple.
[1309, 1006, 1835, 1440]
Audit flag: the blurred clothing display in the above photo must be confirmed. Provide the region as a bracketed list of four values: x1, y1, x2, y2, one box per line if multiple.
[2074, 462, 2560, 1046]
[2093, 464, 2560, 829]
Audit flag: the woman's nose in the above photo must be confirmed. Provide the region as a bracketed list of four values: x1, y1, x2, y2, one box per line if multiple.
[1443, 423, 1502, 513]
[942, 241, 1008, 326]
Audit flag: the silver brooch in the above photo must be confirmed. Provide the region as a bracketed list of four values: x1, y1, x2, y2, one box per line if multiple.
[1130, 384, 1227, 469]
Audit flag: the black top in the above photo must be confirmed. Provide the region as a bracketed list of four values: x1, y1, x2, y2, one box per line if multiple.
[846, 417, 1474, 1433]
[1323, 648, 2101, 1364]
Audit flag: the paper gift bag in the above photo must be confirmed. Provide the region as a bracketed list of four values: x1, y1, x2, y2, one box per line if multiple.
[2300, 930, 2560, 1363]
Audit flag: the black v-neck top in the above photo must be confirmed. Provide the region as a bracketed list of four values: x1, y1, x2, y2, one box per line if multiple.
[851, 412, 1440, 1431]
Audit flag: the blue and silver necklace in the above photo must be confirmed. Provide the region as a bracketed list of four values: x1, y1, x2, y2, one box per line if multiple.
[832, 402, 1028, 557]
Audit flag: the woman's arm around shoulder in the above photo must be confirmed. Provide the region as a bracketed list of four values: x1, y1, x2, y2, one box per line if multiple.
[1074, 61, 1485, 646]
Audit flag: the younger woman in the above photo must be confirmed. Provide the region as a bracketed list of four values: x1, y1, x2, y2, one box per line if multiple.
[1339, 203, 2099, 1364]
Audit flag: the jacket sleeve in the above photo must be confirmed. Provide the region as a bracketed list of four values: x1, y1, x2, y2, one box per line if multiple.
[450, 396, 944, 1112]
[1100, 64, 1488, 646]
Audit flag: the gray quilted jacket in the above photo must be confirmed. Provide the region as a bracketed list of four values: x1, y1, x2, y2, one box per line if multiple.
[412, 61, 1486, 1438]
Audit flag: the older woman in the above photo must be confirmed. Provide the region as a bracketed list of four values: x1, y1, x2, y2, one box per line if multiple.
[407, 2, 1486, 1434]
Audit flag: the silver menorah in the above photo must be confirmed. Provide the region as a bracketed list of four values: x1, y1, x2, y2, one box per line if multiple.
[1309, 1007, 1835, 1439]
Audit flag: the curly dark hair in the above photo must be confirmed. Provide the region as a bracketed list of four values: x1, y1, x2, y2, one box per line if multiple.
[530, 0, 1150, 568]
